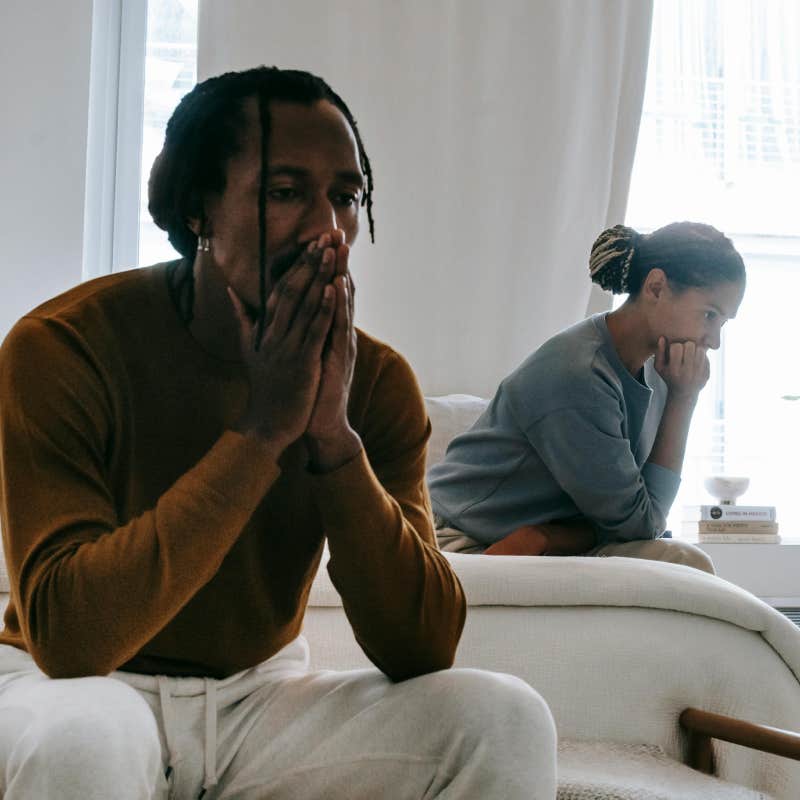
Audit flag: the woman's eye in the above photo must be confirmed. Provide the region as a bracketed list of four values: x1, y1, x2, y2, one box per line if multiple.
[705, 310, 717, 321]
[336, 193, 359, 207]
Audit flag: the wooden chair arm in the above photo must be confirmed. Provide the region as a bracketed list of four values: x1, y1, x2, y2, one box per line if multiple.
[680, 707, 800, 774]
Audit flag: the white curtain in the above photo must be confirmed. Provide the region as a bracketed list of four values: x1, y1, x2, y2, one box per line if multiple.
[199, 0, 653, 396]
[628, 0, 800, 238]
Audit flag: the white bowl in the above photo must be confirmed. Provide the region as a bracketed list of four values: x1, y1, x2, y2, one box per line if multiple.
[703, 475, 750, 505]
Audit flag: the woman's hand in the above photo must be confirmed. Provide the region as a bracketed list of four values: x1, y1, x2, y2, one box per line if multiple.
[484, 519, 597, 556]
[484, 525, 550, 556]
[648, 337, 709, 474]
[654, 337, 710, 401]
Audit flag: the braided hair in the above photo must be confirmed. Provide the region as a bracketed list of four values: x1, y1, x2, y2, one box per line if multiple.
[589, 222, 745, 297]
[148, 66, 375, 333]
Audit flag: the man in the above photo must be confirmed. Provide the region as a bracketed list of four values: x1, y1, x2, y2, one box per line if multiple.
[0, 66, 556, 799]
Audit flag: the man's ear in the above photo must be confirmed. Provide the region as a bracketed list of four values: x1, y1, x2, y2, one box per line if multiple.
[186, 198, 210, 237]
[642, 268, 667, 304]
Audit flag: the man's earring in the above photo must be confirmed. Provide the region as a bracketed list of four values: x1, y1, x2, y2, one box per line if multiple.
[197, 236, 211, 253]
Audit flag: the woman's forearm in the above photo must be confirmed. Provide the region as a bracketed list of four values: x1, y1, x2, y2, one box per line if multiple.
[647, 393, 698, 474]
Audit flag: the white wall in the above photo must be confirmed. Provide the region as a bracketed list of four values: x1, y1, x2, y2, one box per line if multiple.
[0, 2, 94, 342]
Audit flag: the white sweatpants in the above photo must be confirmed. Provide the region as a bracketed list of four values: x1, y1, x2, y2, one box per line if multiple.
[0, 637, 556, 799]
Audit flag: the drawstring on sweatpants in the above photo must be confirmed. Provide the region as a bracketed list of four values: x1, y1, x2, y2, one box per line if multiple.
[198, 677, 218, 798]
[157, 676, 179, 799]
[157, 675, 218, 800]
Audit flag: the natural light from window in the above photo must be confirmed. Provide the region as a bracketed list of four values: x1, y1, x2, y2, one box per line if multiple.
[625, 0, 800, 539]
[138, 0, 198, 267]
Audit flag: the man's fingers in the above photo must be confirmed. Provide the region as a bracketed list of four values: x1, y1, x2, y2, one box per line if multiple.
[284, 247, 337, 347]
[334, 242, 349, 278]
[227, 286, 257, 349]
[304, 284, 336, 357]
[267, 257, 320, 340]
[334, 274, 349, 336]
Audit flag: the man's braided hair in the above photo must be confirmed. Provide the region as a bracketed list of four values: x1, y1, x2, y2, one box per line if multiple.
[148, 66, 375, 335]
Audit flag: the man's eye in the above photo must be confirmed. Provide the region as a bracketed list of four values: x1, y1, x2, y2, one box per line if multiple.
[705, 310, 717, 321]
[336, 192, 359, 207]
[268, 187, 298, 200]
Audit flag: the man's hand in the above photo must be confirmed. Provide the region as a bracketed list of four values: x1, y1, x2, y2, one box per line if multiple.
[305, 230, 362, 472]
[228, 240, 336, 457]
[654, 337, 710, 401]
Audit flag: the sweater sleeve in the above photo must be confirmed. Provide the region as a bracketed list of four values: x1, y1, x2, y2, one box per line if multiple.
[310, 351, 466, 682]
[519, 384, 681, 544]
[0, 318, 280, 678]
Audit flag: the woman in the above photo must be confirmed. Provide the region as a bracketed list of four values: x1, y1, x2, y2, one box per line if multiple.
[427, 222, 746, 572]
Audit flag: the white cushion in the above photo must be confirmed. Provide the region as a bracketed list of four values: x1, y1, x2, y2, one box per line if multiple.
[423, 394, 489, 469]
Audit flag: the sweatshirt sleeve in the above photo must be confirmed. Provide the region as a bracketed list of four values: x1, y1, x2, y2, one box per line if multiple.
[0, 318, 280, 678]
[310, 351, 466, 682]
[519, 383, 681, 544]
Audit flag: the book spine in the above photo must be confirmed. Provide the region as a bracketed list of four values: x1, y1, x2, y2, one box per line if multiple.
[682, 521, 779, 533]
[684, 505, 776, 521]
[696, 533, 781, 544]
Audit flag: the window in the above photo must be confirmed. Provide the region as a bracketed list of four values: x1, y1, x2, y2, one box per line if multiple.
[139, 0, 198, 266]
[625, 0, 800, 535]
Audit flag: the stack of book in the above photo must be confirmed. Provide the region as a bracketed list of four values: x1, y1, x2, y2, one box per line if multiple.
[681, 504, 779, 544]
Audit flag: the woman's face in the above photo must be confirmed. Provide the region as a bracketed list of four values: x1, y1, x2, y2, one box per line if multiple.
[649, 275, 745, 351]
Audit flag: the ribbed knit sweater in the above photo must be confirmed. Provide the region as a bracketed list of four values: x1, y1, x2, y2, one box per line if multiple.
[0, 263, 464, 680]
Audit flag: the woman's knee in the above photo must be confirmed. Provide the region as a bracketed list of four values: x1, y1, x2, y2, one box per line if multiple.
[660, 539, 716, 573]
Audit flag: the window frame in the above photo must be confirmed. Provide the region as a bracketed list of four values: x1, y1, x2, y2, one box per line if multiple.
[82, 0, 148, 281]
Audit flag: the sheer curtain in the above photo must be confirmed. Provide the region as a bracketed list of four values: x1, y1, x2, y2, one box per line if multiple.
[626, 0, 800, 534]
[628, 0, 800, 236]
[199, 0, 653, 395]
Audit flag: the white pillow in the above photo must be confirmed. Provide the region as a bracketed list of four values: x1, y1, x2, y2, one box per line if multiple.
[424, 394, 489, 469]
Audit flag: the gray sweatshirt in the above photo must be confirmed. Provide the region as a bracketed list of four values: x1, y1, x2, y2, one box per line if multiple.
[427, 313, 680, 545]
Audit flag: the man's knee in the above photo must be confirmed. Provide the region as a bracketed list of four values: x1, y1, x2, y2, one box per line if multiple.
[8, 677, 162, 797]
[413, 668, 556, 744]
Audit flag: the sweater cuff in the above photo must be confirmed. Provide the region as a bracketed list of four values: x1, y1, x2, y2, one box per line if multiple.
[309, 448, 393, 533]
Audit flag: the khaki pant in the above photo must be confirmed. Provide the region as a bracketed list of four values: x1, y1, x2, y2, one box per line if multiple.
[436, 526, 715, 574]
[0, 636, 557, 800]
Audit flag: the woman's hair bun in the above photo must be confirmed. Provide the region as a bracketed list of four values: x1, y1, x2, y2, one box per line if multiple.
[589, 224, 640, 294]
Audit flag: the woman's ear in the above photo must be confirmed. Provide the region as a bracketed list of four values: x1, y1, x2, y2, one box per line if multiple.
[642, 268, 667, 304]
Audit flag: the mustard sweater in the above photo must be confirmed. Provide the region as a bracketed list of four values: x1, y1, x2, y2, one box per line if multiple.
[0, 264, 465, 680]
